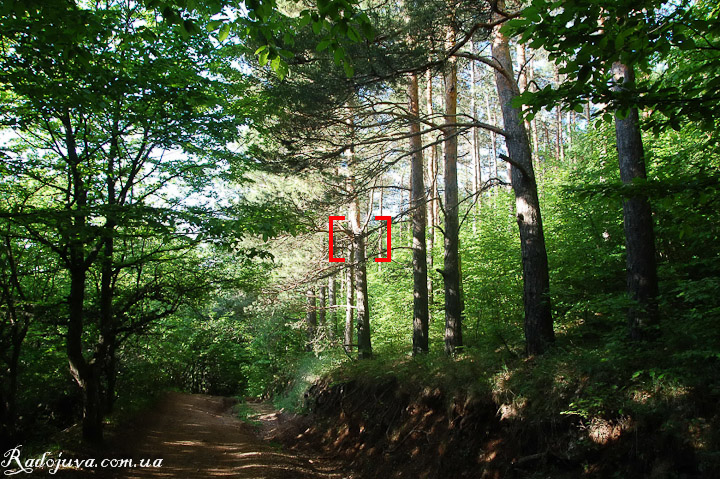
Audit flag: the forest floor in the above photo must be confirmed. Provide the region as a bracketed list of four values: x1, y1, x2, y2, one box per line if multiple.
[43, 392, 351, 479]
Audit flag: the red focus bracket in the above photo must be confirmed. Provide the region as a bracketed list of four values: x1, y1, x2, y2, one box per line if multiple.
[329, 216, 345, 262]
[375, 215, 391, 262]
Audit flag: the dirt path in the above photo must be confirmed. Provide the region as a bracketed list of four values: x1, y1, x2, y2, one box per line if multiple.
[88, 392, 348, 479]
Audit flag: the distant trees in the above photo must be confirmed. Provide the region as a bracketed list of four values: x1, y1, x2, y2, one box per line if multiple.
[507, 0, 720, 339]
[243, 0, 562, 356]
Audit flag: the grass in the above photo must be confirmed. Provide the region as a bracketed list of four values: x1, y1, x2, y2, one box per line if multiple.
[233, 402, 262, 428]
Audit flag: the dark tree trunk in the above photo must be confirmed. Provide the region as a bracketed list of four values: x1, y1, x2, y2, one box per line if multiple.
[103, 341, 117, 414]
[99, 129, 118, 416]
[409, 72, 429, 354]
[611, 61, 659, 339]
[353, 233, 372, 359]
[67, 265, 104, 443]
[0, 322, 25, 449]
[492, 8, 554, 355]
[443, 29, 463, 355]
[62, 111, 104, 443]
[306, 289, 316, 350]
[0, 247, 29, 448]
[348, 189, 372, 359]
[344, 243, 355, 353]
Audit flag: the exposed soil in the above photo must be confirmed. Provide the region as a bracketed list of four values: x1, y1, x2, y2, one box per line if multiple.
[267, 376, 711, 479]
[40, 392, 351, 478]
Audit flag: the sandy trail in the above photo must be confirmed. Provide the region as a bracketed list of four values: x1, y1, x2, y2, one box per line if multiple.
[81, 392, 346, 479]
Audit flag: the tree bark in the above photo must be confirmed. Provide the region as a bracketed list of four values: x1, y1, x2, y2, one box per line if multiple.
[517, 43, 534, 150]
[492, 6, 554, 355]
[0, 239, 30, 448]
[409, 72, 429, 354]
[443, 26, 463, 355]
[328, 276, 337, 340]
[485, 94, 499, 180]
[349, 192, 372, 359]
[319, 285, 327, 331]
[63, 111, 104, 443]
[425, 69, 436, 308]
[554, 66, 564, 162]
[344, 243, 355, 353]
[470, 41, 480, 204]
[306, 289, 316, 350]
[611, 61, 659, 339]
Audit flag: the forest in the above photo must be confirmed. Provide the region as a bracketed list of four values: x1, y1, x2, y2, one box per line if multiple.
[1, 0, 719, 477]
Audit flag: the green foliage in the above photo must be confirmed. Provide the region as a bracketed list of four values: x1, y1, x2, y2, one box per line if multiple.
[508, 0, 720, 130]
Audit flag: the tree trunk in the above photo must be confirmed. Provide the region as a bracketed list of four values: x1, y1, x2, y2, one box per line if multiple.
[344, 243, 355, 353]
[517, 43, 534, 148]
[485, 94, 498, 180]
[378, 179, 384, 271]
[306, 289, 316, 350]
[349, 192, 372, 359]
[470, 41, 480, 205]
[426, 69, 436, 308]
[611, 61, 659, 339]
[409, 72, 429, 354]
[103, 341, 117, 414]
[443, 28, 463, 355]
[0, 244, 30, 448]
[492, 6, 554, 355]
[328, 276, 337, 340]
[319, 285, 327, 331]
[68, 266, 103, 442]
[61, 111, 105, 443]
[554, 66, 565, 162]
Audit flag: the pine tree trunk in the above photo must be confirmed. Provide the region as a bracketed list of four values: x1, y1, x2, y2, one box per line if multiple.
[517, 44, 533, 146]
[344, 244, 355, 353]
[492, 6, 554, 355]
[485, 94, 498, 180]
[349, 188, 372, 359]
[306, 289, 316, 350]
[443, 27, 463, 355]
[353, 234, 372, 359]
[319, 285, 327, 331]
[470, 41, 480, 202]
[328, 277, 337, 340]
[611, 61, 659, 339]
[409, 72, 429, 354]
[426, 69, 436, 308]
[378, 179, 384, 270]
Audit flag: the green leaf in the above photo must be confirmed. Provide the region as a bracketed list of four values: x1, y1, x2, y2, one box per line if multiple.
[258, 49, 270, 66]
[207, 20, 223, 32]
[361, 21, 375, 42]
[312, 20, 322, 35]
[218, 23, 230, 42]
[333, 46, 345, 66]
[316, 39, 331, 51]
[343, 58, 354, 77]
[271, 55, 282, 72]
[298, 12, 312, 28]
